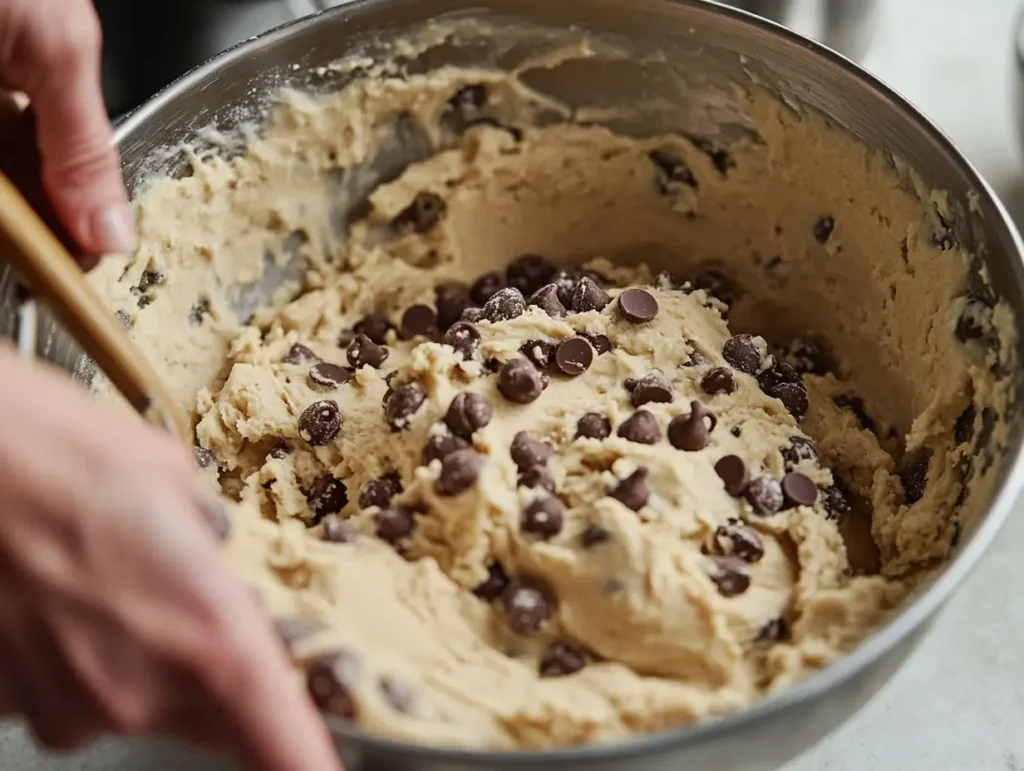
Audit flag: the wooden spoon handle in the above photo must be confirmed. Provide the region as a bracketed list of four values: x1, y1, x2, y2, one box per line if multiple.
[0, 92, 190, 442]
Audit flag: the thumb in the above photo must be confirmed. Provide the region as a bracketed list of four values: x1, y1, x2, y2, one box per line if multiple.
[4, 1, 135, 261]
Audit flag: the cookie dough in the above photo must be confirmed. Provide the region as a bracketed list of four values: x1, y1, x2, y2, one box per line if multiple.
[89, 35, 1011, 750]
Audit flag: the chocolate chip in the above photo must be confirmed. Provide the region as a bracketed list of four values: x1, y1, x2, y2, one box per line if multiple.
[499, 358, 548, 403]
[688, 136, 735, 175]
[683, 348, 706, 367]
[553, 269, 606, 305]
[956, 298, 989, 343]
[443, 320, 481, 360]
[306, 475, 349, 520]
[715, 455, 750, 496]
[337, 328, 356, 347]
[482, 287, 526, 322]
[269, 442, 290, 459]
[782, 472, 818, 508]
[518, 464, 556, 493]
[359, 472, 402, 510]
[631, 373, 674, 406]
[347, 334, 389, 369]
[462, 307, 486, 323]
[520, 339, 555, 369]
[570, 277, 611, 313]
[745, 476, 784, 515]
[385, 384, 426, 431]
[781, 436, 819, 468]
[274, 617, 318, 650]
[115, 309, 132, 329]
[554, 337, 593, 376]
[435, 450, 483, 496]
[813, 216, 835, 244]
[768, 382, 808, 420]
[448, 83, 487, 121]
[692, 269, 736, 306]
[649, 148, 698, 192]
[582, 332, 612, 355]
[375, 506, 416, 543]
[400, 304, 437, 340]
[539, 641, 586, 677]
[473, 562, 509, 601]
[668, 400, 718, 451]
[354, 314, 393, 345]
[435, 285, 471, 331]
[756, 361, 801, 393]
[617, 288, 659, 323]
[510, 431, 554, 470]
[502, 580, 552, 635]
[617, 410, 661, 444]
[309, 362, 351, 390]
[522, 496, 565, 539]
[955, 404, 976, 445]
[730, 426, 741, 437]
[822, 483, 851, 520]
[298, 400, 341, 445]
[610, 468, 650, 511]
[899, 447, 932, 504]
[833, 393, 875, 432]
[307, 649, 361, 719]
[701, 367, 737, 395]
[469, 271, 506, 306]
[321, 515, 359, 543]
[708, 555, 750, 597]
[284, 343, 319, 365]
[392, 191, 446, 234]
[581, 522, 611, 547]
[714, 521, 764, 562]
[422, 432, 468, 466]
[785, 337, 830, 375]
[444, 392, 492, 439]
[528, 283, 567, 317]
[188, 298, 211, 326]
[757, 617, 790, 643]
[576, 413, 612, 440]
[722, 334, 765, 375]
[194, 446, 217, 469]
[506, 254, 556, 295]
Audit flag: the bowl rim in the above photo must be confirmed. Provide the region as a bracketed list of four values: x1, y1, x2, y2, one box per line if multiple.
[114, 0, 1024, 763]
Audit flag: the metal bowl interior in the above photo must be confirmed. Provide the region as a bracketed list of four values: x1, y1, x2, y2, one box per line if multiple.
[1, 0, 1022, 769]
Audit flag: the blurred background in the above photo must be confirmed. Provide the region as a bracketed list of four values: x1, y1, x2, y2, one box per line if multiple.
[2, 0, 1023, 769]
[95, 0, 1024, 229]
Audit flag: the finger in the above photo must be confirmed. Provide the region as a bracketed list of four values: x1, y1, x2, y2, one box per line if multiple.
[205, 597, 343, 771]
[3, 0, 135, 260]
[156, 707, 229, 753]
[10, 621, 105, 752]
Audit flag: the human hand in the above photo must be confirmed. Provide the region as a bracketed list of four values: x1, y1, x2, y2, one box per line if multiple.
[0, 0, 135, 262]
[0, 345, 343, 771]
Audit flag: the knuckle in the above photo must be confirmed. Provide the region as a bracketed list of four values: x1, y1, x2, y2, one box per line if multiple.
[43, 142, 119, 194]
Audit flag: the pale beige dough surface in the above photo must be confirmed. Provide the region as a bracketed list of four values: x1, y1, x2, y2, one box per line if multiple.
[88, 50, 1012, 749]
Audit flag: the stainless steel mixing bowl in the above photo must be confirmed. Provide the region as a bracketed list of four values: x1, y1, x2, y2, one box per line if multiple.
[1, 1, 1022, 769]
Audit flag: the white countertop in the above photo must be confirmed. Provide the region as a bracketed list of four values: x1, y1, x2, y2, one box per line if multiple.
[4, 0, 1024, 768]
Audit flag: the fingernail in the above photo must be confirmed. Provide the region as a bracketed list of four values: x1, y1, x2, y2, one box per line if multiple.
[92, 203, 136, 254]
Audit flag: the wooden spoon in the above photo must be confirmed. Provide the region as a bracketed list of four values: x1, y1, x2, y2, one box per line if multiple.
[0, 92, 190, 441]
